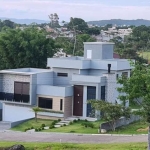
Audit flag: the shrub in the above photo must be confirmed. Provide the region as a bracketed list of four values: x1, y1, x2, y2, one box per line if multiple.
[38, 128, 41, 131]
[41, 127, 44, 130]
[70, 130, 75, 133]
[51, 121, 56, 125]
[31, 126, 34, 129]
[85, 119, 88, 122]
[81, 122, 94, 128]
[24, 129, 28, 132]
[69, 122, 73, 125]
[49, 125, 55, 129]
[35, 128, 38, 132]
[78, 119, 80, 121]
[73, 119, 77, 123]
[54, 120, 58, 123]
[41, 124, 45, 127]
[58, 119, 61, 122]
[63, 124, 66, 126]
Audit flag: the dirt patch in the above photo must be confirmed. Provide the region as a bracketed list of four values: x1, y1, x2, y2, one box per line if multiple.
[137, 127, 148, 132]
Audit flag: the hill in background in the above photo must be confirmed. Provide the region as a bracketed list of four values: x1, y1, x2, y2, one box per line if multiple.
[87, 19, 150, 26]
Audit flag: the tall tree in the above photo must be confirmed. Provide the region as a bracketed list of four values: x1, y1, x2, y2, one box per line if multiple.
[117, 62, 150, 149]
[0, 28, 58, 69]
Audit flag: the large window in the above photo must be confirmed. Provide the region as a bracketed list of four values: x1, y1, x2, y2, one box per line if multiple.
[101, 86, 105, 100]
[14, 82, 30, 103]
[38, 97, 53, 109]
[87, 86, 96, 117]
[57, 73, 68, 77]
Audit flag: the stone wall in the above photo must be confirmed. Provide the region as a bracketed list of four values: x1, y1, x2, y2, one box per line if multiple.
[100, 115, 141, 131]
[64, 96, 73, 119]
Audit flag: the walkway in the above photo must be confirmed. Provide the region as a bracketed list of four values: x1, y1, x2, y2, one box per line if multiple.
[0, 131, 148, 143]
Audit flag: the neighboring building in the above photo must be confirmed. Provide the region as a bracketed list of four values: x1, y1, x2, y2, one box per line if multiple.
[0, 42, 132, 123]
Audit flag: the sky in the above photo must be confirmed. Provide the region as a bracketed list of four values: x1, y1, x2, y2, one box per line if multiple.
[0, 0, 150, 21]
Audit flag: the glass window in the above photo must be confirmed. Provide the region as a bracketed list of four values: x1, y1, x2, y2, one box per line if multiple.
[60, 99, 63, 111]
[122, 72, 128, 78]
[38, 97, 53, 109]
[101, 86, 105, 100]
[57, 73, 68, 77]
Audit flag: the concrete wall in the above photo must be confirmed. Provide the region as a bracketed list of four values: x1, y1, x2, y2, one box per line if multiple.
[37, 85, 73, 97]
[64, 97, 73, 118]
[84, 43, 114, 60]
[52, 68, 79, 86]
[37, 95, 72, 118]
[37, 72, 53, 85]
[3, 104, 34, 122]
[100, 115, 141, 131]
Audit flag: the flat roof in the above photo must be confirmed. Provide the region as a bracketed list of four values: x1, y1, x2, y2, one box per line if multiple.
[0, 68, 52, 75]
[83, 42, 115, 45]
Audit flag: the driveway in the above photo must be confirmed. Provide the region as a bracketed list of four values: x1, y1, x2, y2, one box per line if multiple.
[0, 131, 148, 143]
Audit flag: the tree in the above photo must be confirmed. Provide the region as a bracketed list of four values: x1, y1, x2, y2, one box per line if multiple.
[0, 27, 58, 69]
[89, 100, 131, 131]
[68, 18, 88, 33]
[32, 107, 41, 122]
[117, 62, 150, 149]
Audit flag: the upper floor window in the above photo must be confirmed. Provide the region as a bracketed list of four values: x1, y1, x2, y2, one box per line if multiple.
[57, 73, 68, 77]
[116, 74, 119, 79]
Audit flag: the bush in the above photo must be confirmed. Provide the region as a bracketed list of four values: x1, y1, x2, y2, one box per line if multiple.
[35, 128, 38, 132]
[63, 124, 66, 126]
[73, 119, 77, 123]
[78, 119, 80, 121]
[81, 122, 94, 128]
[41, 124, 45, 127]
[31, 126, 34, 129]
[85, 119, 88, 122]
[69, 122, 73, 125]
[24, 129, 28, 132]
[49, 125, 55, 129]
[38, 128, 41, 131]
[51, 121, 56, 125]
[58, 119, 61, 122]
[41, 127, 44, 130]
[70, 130, 75, 133]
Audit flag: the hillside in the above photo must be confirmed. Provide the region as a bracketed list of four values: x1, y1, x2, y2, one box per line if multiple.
[88, 19, 150, 26]
[0, 17, 49, 25]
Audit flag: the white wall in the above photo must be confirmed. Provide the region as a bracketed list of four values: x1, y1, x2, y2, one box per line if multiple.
[3, 104, 34, 122]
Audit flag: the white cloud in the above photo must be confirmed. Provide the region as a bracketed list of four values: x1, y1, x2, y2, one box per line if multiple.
[0, 0, 150, 21]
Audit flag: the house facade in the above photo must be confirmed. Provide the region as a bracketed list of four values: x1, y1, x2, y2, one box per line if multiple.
[0, 42, 132, 122]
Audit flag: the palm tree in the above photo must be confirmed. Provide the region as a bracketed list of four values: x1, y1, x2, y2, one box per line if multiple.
[32, 107, 41, 122]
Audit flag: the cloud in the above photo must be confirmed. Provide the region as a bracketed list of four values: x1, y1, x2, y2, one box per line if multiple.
[0, 0, 150, 21]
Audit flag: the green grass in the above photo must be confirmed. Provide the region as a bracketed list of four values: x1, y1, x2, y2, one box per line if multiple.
[108, 121, 148, 134]
[12, 119, 53, 132]
[0, 142, 147, 150]
[44, 120, 102, 134]
[12, 119, 103, 134]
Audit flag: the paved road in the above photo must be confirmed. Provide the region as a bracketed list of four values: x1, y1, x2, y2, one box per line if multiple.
[0, 131, 148, 143]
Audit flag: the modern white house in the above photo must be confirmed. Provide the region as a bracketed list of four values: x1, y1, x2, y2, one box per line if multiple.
[0, 42, 132, 124]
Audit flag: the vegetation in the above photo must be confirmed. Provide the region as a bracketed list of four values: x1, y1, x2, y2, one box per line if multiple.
[12, 119, 103, 134]
[0, 142, 147, 150]
[89, 100, 131, 131]
[117, 61, 150, 149]
[0, 27, 58, 69]
[32, 107, 41, 122]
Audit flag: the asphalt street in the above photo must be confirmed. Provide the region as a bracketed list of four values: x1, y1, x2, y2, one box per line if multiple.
[0, 131, 148, 144]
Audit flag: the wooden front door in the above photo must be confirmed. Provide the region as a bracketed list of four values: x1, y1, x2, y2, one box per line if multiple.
[73, 85, 83, 116]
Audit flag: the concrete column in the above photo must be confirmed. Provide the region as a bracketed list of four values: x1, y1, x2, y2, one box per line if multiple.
[83, 86, 87, 118]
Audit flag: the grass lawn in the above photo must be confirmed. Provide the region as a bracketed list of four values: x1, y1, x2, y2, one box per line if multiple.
[108, 120, 148, 134]
[12, 119, 103, 134]
[0, 142, 147, 150]
[44, 120, 102, 134]
[12, 119, 53, 132]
